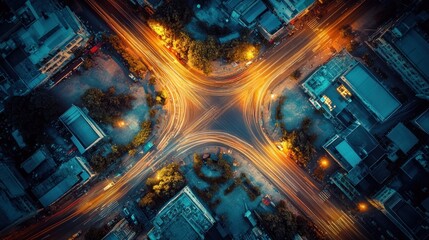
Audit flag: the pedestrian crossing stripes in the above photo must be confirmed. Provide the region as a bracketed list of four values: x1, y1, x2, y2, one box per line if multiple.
[319, 189, 331, 202]
[99, 201, 119, 218]
[307, 19, 319, 30]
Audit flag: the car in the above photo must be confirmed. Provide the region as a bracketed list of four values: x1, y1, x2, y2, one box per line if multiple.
[103, 182, 115, 191]
[128, 73, 138, 82]
[123, 207, 130, 216]
[130, 214, 138, 225]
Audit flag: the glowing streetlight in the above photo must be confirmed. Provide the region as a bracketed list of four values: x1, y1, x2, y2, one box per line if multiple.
[117, 120, 126, 128]
[358, 203, 367, 212]
[271, 93, 275, 99]
[320, 158, 329, 169]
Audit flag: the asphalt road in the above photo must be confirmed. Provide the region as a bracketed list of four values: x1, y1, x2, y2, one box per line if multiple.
[2, 0, 393, 239]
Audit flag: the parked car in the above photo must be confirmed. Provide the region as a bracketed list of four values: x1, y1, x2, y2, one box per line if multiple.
[123, 207, 130, 216]
[130, 214, 138, 225]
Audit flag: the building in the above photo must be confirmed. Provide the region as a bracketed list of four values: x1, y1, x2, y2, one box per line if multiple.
[21, 147, 56, 180]
[102, 218, 136, 240]
[0, 0, 89, 109]
[267, 0, 315, 24]
[59, 105, 106, 154]
[324, 123, 380, 172]
[258, 11, 285, 41]
[340, 64, 401, 122]
[372, 187, 429, 240]
[414, 108, 429, 135]
[32, 156, 93, 207]
[302, 50, 400, 127]
[223, 0, 268, 28]
[148, 186, 216, 240]
[0, 162, 37, 230]
[369, 14, 429, 99]
[386, 123, 418, 154]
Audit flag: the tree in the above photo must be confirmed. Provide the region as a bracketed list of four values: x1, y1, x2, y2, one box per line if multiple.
[260, 201, 297, 240]
[141, 163, 186, 209]
[131, 121, 152, 147]
[148, 76, 157, 85]
[148, 163, 186, 198]
[81, 87, 136, 125]
[224, 41, 259, 63]
[140, 192, 156, 208]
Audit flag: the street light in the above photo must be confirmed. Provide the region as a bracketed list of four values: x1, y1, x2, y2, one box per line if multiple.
[117, 120, 126, 128]
[358, 203, 367, 212]
[319, 157, 329, 169]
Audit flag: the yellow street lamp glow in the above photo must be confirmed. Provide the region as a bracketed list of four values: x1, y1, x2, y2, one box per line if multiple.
[358, 203, 367, 212]
[271, 93, 275, 99]
[320, 158, 329, 168]
[117, 120, 126, 128]
[148, 20, 166, 38]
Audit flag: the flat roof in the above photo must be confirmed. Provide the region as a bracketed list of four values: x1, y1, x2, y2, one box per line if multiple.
[320, 84, 349, 116]
[38, 175, 79, 207]
[259, 11, 282, 35]
[21, 148, 52, 173]
[395, 29, 429, 80]
[69, 115, 100, 148]
[241, 0, 267, 25]
[387, 123, 418, 154]
[32, 156, 92, 207]
[0, 163, 26, 197]
[342, 64, 401, 121]
[60, 105, 105, 153]
[302, 51, 357, 97]
[148, 186, 215, 240]
[335, 140, 362, 168]
[414, 108, 429, 134]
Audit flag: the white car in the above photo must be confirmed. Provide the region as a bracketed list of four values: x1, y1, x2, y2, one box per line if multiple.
[123, 207, 130, 216]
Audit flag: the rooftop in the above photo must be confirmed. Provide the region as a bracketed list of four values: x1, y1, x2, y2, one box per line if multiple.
[414, 108, 429, 134]
[394, 28, 429, 80]
[32, 156, 92, 207]
[324, 124, 379, 171]
[240, 0, 267, 26]
[341, 64, 401, 121]
[59, 105, 105, 154]
[21, 148, 56, 176]
[386, 123, 418, 154]
[102, 218, 136, 240]
[302, 51, 357, 97]
[148, 186, 216, 240]
[258, 11, 283, 35]
[0, 163, 27, 198]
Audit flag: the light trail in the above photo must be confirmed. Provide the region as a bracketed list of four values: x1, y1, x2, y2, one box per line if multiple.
[1, 0, 376, 239]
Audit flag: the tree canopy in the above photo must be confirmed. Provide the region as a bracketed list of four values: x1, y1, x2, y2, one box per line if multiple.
[140, 163, 186, 208]
[81, 87, 135, 125]
[261, 201, 326, 240]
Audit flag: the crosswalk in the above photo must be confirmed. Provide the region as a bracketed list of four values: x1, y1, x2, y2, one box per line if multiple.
[99, 201, 119, 218]
[324, 211, 357, 235]
[318, 189, 331, 202]
[307, 19, 319, 30]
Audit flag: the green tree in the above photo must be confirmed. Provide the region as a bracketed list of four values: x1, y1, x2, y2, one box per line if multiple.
[81, 87, 136, 125]
[140, 191, 156, 208]
[132, 121, 152, 147]
[148, 163, 186, 198]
